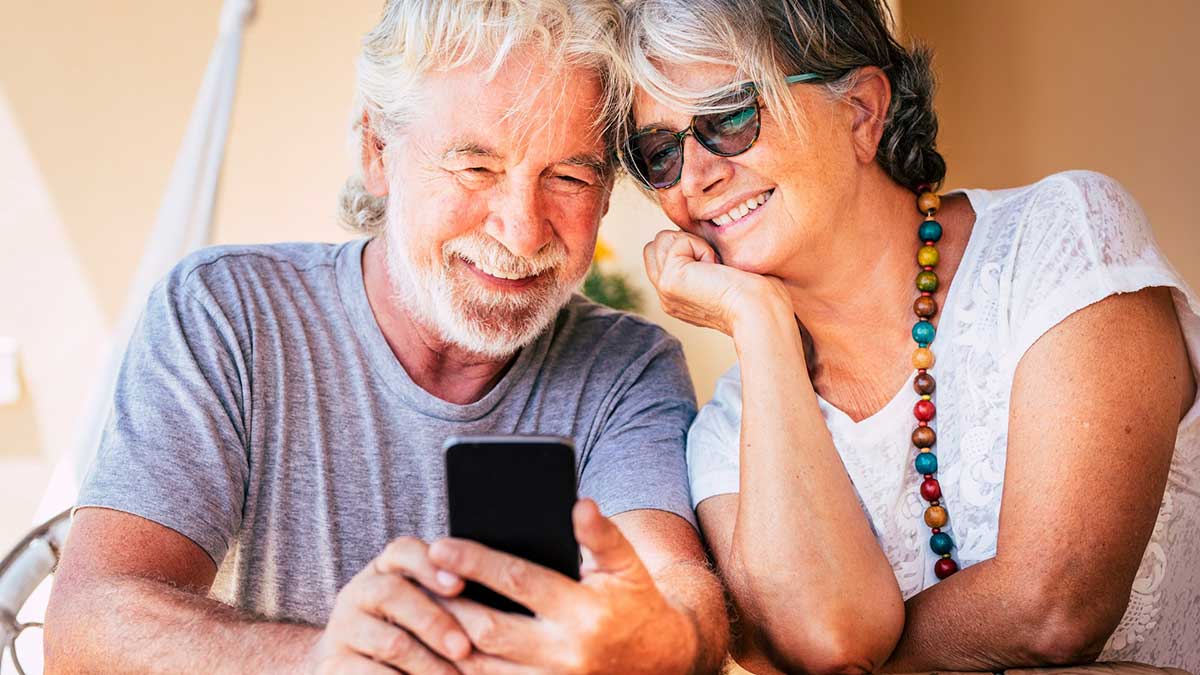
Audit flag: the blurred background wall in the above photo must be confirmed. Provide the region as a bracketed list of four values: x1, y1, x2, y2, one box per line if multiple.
[1, 0, 1197, 547]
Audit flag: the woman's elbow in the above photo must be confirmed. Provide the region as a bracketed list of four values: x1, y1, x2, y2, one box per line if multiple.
[1020, 585, 1125, 665]
[756, 605, 904, 675]
[1023, 610, 1117, 665]
[759, 630, 893, 675]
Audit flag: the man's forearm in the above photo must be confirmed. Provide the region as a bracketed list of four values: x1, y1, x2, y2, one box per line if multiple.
[46, 575, 320, 673]
[655, 559, 730, 675]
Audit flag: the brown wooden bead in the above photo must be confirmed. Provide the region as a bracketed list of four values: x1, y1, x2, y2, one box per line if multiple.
[912, 425, 936, 448]
[913, 295, 938, 318]
[913, 372, 936, 395]
[925, 505, 949, 528]
[918, 191, 941, 214]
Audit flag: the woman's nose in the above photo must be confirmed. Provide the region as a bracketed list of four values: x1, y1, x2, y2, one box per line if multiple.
[678, 134, 733, 197]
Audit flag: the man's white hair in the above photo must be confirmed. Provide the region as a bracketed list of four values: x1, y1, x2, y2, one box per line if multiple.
[337, 0, 629, 235]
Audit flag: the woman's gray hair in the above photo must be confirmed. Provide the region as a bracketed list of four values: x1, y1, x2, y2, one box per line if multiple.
[622, 0, 946, 192]
[339, 0, 629, 235]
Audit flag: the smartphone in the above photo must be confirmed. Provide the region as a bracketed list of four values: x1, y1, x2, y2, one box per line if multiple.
[444, 435, 580, 615]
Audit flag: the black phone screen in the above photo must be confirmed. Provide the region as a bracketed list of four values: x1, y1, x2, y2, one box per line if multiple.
[444, 435, 580, 615]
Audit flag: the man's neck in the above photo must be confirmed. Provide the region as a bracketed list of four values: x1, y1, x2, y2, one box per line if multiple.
[361, 237, 518, 405]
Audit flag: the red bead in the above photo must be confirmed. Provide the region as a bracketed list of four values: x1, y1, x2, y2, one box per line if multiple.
[931, 528, 941, 534]
[914, 400, 936, 421]
[934, 558, 959, 579]
[920, 478, 942, 501]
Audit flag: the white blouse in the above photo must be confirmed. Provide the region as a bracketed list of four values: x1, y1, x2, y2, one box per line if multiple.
[686, 171, 1200, 669]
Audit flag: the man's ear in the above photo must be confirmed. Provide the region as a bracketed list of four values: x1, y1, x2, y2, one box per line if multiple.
[361, 111, 389, 197]
[845, 66, 891, 165]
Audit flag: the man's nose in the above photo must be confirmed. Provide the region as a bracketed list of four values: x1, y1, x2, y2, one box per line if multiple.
[678, 134, 733, 197]
[485, 183, 553, 259]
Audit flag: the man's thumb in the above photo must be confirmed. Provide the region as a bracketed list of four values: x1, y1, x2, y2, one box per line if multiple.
[573, 499, 641, 576]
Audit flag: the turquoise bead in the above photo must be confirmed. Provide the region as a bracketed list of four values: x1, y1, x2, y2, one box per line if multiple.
[930, 532, 954, 555]
[919, 220, 943, 243]
[914, 452, 938, 474]
[912, 320, 936, 345]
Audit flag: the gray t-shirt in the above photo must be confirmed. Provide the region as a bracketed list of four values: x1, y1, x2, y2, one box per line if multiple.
[78, 238, 696, 624]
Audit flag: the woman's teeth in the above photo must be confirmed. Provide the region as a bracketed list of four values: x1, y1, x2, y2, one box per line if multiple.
[712, 190, 773, 227]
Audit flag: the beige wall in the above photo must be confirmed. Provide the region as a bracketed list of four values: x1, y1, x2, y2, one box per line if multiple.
[903, 0, 1200, 291]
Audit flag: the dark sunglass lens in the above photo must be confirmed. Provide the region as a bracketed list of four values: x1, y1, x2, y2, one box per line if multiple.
[630, 131, 683, 189]
[694, 103, 760, 156]
[694, 84, 760, 155]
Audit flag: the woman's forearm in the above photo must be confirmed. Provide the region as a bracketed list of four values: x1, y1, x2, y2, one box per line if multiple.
[727, 300, 904, 673]
[882, 557, 1114, 672]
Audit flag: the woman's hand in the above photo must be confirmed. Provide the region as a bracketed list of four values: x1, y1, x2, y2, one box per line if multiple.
[643, 230, 791, 336]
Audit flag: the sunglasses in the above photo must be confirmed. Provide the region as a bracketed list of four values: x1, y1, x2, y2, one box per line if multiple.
[620, 73, 824, 190]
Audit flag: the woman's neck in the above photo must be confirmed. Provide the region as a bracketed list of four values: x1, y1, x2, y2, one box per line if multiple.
[777, 175, 974, 421]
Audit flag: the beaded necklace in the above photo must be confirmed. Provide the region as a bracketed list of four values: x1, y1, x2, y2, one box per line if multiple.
[912, 188, 958, 579]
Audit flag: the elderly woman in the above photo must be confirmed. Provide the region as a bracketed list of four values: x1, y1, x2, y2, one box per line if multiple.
[619, 0, 1200, 673]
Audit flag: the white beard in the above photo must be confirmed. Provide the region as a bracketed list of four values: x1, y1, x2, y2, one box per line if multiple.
[382, 217, 582, 360]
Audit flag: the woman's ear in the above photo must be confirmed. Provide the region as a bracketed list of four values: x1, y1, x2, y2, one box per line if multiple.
[361, 111, 389, 197]
[845, 66, 891, 165]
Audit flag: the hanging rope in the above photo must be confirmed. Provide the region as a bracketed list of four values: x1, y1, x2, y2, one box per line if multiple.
[34, 0, 258, 520]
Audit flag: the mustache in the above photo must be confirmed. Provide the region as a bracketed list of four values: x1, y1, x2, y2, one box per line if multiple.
[442, 232, 567, 278]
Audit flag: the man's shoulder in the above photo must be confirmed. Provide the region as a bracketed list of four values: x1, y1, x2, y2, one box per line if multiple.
[554, 295, 683, 356]
[163, 240, 352, 301]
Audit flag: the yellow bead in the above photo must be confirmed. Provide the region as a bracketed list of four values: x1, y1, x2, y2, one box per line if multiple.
[921, 394, 932, 401]
[912, 347, 935, 369]
[918, 191, 941, 214]
[925, 505, 948, 528]
[917, 245, 940, 267]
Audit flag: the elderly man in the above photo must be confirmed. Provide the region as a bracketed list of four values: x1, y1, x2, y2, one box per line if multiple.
[43, 1, 728, 673]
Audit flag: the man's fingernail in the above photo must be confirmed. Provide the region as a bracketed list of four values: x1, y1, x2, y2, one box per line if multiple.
[437, 570, 460, 588]
[445, 631, 469, 657]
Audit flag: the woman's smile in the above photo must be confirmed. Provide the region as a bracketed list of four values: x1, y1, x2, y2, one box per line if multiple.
[695, 188, 775, 239]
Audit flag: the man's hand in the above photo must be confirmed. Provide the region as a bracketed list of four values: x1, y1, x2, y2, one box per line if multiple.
[307, 537, 473, 674]
[427, 499, 699, 675]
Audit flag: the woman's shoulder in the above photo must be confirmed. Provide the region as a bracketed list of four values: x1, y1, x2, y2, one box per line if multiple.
[971, 170, 1151, 250]
[961, 170, 1192, 365]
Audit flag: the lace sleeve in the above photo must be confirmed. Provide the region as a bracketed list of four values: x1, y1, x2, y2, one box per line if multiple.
[1000, 170, 1188, 372]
